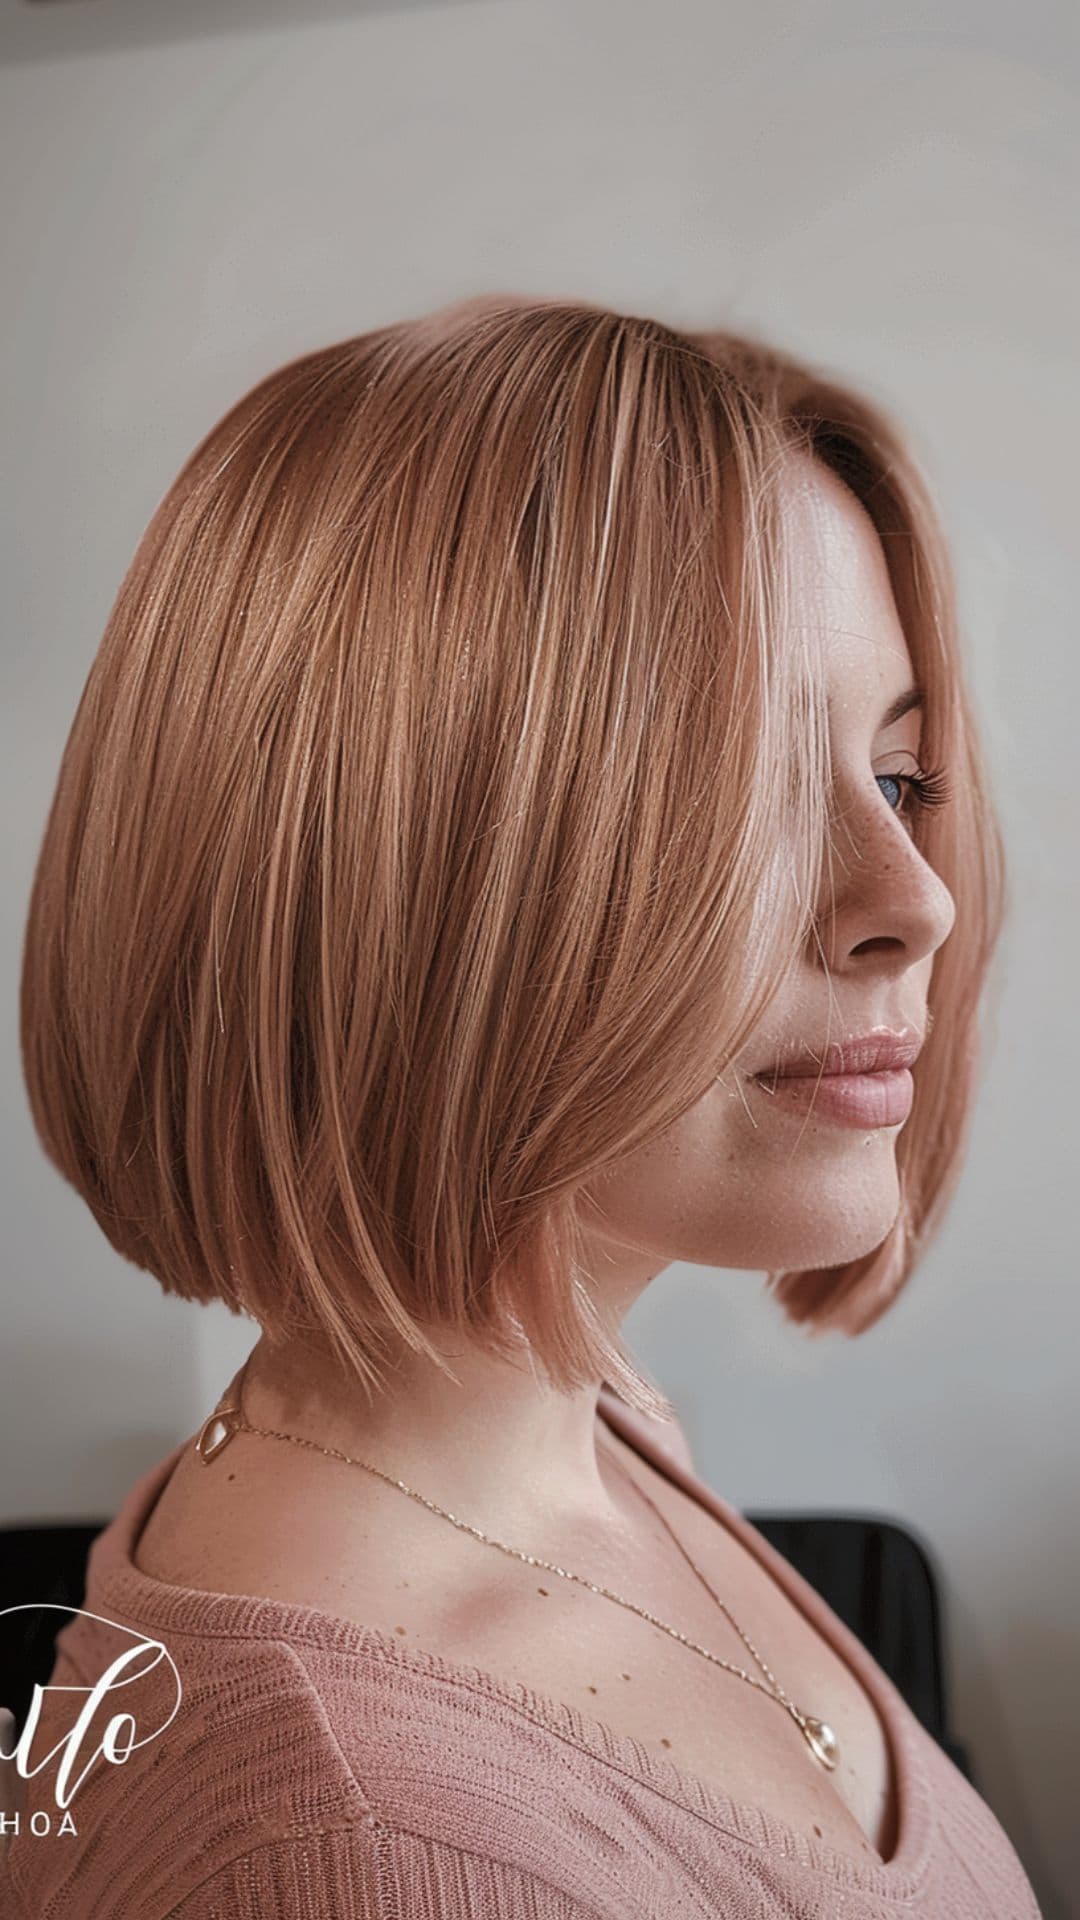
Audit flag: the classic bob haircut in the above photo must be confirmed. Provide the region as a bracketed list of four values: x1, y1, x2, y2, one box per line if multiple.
[20, 295, 1005, 1420]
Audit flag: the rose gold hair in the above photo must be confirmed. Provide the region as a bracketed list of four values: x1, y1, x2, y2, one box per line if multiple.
[19, 294, 1005, 1420]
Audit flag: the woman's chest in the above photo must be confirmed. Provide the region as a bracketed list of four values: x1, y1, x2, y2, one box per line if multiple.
[548, 1427, 903, 1867]
[137, 1433, 901, 1868]
[379, 1430, 901, 1867]
[560, 1551, 901, 1867]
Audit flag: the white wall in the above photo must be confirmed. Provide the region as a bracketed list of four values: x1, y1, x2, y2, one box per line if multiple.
[2, 1, 1076, 1909]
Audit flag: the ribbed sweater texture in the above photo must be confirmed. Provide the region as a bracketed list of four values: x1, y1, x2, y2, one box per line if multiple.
[1, 1387, 1043, 1917]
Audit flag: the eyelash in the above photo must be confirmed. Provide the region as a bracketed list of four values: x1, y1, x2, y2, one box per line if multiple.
[879, 762, 953, 818]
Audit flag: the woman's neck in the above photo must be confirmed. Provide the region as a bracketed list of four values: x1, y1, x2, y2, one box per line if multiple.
[238, 1331, 627, 1539]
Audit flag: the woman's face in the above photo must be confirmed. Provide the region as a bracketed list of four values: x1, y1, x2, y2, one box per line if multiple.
[578, 453, 957, 1289]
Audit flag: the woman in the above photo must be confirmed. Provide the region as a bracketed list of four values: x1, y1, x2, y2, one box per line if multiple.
[7, 296, 1040, 1916]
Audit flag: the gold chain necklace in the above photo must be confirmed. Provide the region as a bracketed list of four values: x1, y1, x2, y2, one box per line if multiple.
[193, 1360, 840, 1771]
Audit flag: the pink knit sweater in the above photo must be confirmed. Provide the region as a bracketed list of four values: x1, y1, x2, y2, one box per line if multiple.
[2, 1386, 1042, 1918]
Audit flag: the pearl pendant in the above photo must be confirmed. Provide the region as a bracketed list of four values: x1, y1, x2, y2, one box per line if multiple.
[801, 1716, 840, 1770]
[195, 1408, 239, 1462]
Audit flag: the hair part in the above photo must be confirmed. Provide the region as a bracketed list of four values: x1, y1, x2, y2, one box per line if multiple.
[19, 294, 1005, 1419]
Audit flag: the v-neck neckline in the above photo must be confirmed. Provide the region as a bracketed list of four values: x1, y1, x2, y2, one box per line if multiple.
[590, 1386, 933, 1891]
[87, 1385, 935, 1900]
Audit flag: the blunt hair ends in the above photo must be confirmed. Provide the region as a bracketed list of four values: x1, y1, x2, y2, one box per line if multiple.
[19, 295, 1005, 1419]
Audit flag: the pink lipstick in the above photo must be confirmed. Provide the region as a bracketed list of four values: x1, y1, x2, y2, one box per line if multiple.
[748, 1029, 921, 1130]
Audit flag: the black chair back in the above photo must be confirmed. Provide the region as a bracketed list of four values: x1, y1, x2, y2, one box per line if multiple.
[747, 1511, 974, 1782]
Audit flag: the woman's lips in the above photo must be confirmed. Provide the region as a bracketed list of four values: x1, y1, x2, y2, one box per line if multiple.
[748, 1066, 915, 1128]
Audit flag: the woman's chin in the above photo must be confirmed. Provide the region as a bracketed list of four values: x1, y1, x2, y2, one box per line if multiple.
[762, 1180, 903, 1272]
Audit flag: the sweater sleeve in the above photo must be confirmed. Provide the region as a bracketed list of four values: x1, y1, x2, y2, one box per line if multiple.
[167, 1820, 604, 1920]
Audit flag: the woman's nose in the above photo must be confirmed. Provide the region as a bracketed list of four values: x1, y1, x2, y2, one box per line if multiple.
[811, 791, 957, 976]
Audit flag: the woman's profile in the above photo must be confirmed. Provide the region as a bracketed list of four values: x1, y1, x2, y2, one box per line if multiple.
[7, 295, 1040, 1916]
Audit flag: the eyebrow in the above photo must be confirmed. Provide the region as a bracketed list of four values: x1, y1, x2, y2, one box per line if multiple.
[878, 685, 924, 730]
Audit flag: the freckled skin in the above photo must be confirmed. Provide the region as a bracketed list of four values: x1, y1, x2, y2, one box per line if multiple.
[574, 451, 956, 1287]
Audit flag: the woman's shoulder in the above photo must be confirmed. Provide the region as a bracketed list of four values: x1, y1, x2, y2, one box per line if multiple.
[5, 1397, 760, 1920]
[5, 1620, 606, 1920]
[19, 1455, 618, 1916]
[8, 1447, 683, 1920]
[5, 1552, 374, 1918]
[133, 1389, 697, 1632]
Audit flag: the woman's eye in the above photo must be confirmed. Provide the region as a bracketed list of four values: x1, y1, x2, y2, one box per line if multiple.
[877, 773, 905, 811]
[875, 763, 953, 826]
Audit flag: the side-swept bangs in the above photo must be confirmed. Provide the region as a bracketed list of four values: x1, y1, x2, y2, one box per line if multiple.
[19, 295, 1005, 1415]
